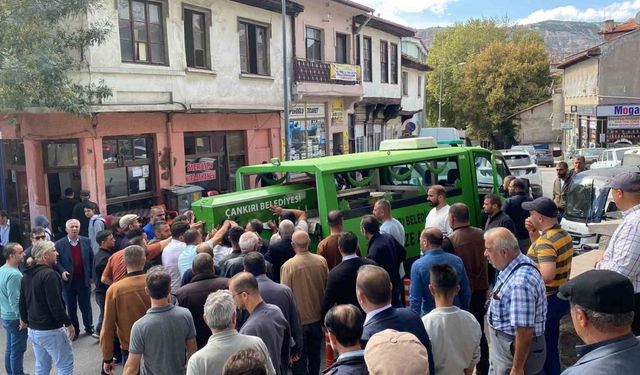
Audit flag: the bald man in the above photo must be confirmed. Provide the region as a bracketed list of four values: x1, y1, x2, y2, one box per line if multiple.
[280, 231, 329, 375]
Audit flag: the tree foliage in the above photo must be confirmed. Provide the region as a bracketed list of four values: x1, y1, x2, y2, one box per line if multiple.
[426, 19, 507, 128]
[0, 0, 112, 116]
[456, 38, 552, 141]
[425, 19, 552, 143]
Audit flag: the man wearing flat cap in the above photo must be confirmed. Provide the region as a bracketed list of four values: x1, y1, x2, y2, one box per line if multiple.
[523, 197, 573, 375]
[559, 269, 640, 374]
[596, 171, 640, 334]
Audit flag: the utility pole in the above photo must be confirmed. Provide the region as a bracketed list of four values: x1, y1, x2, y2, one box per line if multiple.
[281, 0, 290, 160]
[437, 70, 443, 127]
[437, 62, 465, 128]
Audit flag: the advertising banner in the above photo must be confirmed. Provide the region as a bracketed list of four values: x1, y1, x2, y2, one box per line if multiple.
[330, 63, 361, 82]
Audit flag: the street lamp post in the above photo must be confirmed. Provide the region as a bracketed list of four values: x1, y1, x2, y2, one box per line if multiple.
[437, 62, 465, 128]
[281, 0, 290, 160]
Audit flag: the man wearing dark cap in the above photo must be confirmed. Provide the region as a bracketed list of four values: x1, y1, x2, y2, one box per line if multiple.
[523, 197, 573, 375]
[596, 171, 640, 334]
[559, 269, 640, 374]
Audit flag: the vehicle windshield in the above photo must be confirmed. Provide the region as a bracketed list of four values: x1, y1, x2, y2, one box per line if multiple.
[503, 154, 531, 167]
[564, 177, 610, 222]
[624, 154, 640, 167]
[617, 149, 629, 161]
[581, 149, 604, 158]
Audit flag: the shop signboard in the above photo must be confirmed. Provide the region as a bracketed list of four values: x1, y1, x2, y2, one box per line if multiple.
[607, 116, 640, 129]
[596, 104, 640, 117]
[330, 63, 361, 82]
[185, 159, 217, 183]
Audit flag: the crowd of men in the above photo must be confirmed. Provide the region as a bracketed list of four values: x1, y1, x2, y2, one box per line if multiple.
[1, 158, 640, 375]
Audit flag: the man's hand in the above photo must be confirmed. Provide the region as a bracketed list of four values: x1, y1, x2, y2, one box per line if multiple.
[289, 354, 300, 363]
[19, 320, 27, 330]
[509, 367, 524, 375]
[61, 271, 70, 281]
[103, 361, 115, 374]
[267, 220, 278, 233]
[66, 324, 75, 341]
[525, 218, 540, 241]
[269, 205, 284, 215]
[206, 227, 217, 241]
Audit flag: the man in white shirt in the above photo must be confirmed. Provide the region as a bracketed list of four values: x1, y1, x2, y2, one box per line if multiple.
[161, 221, 190, 294]
[422, 264, 481, 375]
[425, 185, 451, 235]
[373, 199, 405, 246]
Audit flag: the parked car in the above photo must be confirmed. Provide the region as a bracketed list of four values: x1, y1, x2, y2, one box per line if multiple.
[590, 147, 640, 169]
[561, 166, 638, 247]
[498, 149, 543, 198]
[535, 149, 554, 167]
[510, 145, 537, 164]
[622, 148, 640, 167]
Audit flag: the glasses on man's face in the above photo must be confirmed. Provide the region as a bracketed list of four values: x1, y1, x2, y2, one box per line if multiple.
[33, 235, 46, 240]
[232, 291, 246, 298]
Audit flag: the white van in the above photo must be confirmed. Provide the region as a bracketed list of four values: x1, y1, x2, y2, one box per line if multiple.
[590, 147, 639, 169]
[622, 148, 640, 167]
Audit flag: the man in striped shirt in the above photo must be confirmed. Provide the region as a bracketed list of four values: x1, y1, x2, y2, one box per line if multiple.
[523, 197, 573, 375]
[596, 172, 640, 334]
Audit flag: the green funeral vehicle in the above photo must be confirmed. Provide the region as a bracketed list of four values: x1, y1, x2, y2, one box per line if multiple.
[192, 137, 510, 258]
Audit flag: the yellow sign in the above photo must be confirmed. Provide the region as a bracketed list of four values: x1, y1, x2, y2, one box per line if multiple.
[343, 131, 349, 153]
[330, 63, 361, 82]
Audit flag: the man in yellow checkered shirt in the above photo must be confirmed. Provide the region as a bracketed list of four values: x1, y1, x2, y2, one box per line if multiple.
[523, 197, 573, 375]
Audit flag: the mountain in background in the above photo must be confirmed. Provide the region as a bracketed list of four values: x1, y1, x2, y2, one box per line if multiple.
[416, 20, 604, 64]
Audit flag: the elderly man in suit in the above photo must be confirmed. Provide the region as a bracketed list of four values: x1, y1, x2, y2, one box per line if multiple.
[54, 219, 94, 339]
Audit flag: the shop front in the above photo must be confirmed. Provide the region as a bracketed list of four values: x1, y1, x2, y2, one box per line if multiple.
[184, 131, 246, 195]
[288, 103, 327, 160]
[597, 104, 640, 145]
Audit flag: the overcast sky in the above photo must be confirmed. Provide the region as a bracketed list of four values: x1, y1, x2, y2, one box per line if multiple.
[351, 0, 640, 28]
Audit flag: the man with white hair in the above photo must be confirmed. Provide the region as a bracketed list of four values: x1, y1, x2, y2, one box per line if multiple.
[54, 218, 94, 339]
[186, 289, 275, 375]
[222, 231, 262, 278]
[484, 227, 547, 375]
[265, 220, 295, 283]
[20, 240, 74, 375]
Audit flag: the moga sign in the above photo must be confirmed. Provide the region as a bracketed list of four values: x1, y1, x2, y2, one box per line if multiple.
[596, 104, 640, 117]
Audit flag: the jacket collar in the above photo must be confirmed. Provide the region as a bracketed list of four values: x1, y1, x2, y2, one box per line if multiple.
[191, 272, 219, 283]
[574, 334, 639, 366]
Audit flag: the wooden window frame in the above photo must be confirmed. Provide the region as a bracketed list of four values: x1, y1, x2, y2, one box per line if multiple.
[118, 0, 168, 65]
[380, 40, 389, 83]
[335, 32, 349, 64]
[390, 43, 398, 84]
[238, 18, 272, 76]
[182, 4, 212, 69]
[363, 36, 372, 82]
[305, 26, 323, 61]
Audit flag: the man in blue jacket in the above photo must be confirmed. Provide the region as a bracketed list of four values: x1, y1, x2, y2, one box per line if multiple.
[357, 265, 434, 375]
[54, 219, 94, 339]
[560, 269, 640, 375]
[410, 227, 471, 316]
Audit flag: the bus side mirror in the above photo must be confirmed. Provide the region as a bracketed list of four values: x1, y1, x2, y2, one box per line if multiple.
[552, 149, 562, 158]
[606, 201, 618, 213]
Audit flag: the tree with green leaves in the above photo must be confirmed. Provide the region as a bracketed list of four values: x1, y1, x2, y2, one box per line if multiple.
[456, 37, 551, 144]
[425, 19, 552, 145]
[0, 0, 112, 117]
[426, 19, 507, 128]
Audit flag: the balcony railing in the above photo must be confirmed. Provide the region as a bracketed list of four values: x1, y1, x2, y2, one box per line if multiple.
[294, 59, 361, 85]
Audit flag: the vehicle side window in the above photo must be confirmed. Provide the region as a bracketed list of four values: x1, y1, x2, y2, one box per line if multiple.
[425, 157, 462, 197]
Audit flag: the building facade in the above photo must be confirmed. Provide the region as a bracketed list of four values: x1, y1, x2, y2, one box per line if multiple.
[289, 0, 372, 159]
[350, 16, 414, 152]
[0, 0, 303, 230]
[399, 37, 430, 136]
[559, 29, 640, 152]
